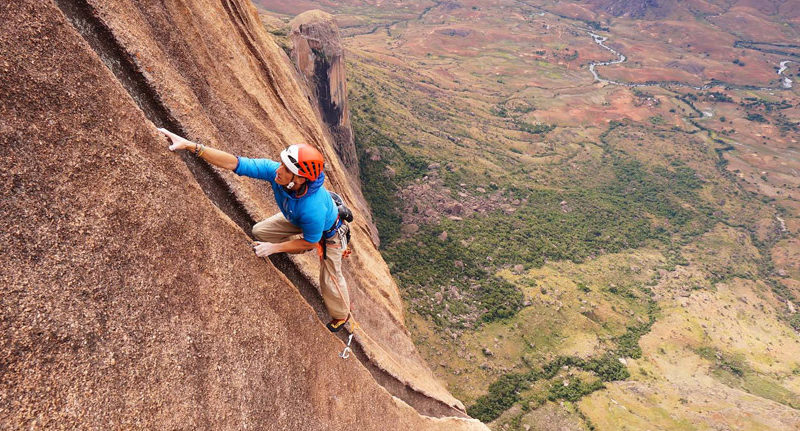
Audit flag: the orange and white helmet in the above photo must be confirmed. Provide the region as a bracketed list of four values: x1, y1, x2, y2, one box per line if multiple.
[280, 144, 324, 181]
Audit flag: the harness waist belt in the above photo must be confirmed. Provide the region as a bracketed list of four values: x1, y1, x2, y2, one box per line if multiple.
[323, 216, 342, 240]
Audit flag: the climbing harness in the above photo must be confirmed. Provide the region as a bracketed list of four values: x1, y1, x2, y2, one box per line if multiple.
[318, 191, 353, 260]
[318, 221, 350, 260]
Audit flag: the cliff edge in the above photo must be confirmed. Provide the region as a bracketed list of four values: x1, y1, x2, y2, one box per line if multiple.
[289, 10, 379, 246]
[0, 0, 484, 429]
[290, 10, 356, 179]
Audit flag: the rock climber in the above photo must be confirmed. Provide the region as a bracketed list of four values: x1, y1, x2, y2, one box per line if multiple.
[159, 128, 352, 332]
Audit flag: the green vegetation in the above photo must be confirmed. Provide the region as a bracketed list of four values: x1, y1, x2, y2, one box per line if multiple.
[548, 378, 605, 402]
[491, 105, 509, 117]
[516, 121, 555, 134]
[467, 295, 658, 422]
[746, 113, 767, 123]
[468, 354, 634, 422]
[384, 219, 524, 327]
[603, 155, 707, 230]
[696, 346, 800, 409]
[394, 189, 657, 264]
[381, 122, 710, 330]
[564, 50, 579, 61]
[584, 355, 631, 381]
[352, 93, 429, 245]
[384, 188, 660, 328]
[740, 98, 793, 111]
[790, 314, 800, 332]
[695, 347, 742, 375]
[612, 315, 657, 359]
[586, 20, 609, 32]
[467, 373, 528, 422]
[702, 92, 734, 103]
[775, 113, 799, 133]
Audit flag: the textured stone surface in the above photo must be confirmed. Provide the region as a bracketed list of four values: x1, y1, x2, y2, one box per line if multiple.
[0, 0, 484, 429]
[291, 10, 355, 174]
[289, 10, 379, 246]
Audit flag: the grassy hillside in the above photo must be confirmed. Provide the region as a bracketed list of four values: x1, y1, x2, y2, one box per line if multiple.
[260, 0, 800, 429]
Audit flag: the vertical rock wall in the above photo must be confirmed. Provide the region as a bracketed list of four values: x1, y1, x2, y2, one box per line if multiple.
[0, 0, 485, 429]
[290, 10, 357, 177]
[288, 10, 380, 246]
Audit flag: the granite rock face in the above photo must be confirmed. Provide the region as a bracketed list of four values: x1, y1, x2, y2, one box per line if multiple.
[290, 10, 357, 176]
[289, 10, 379, 246]
[0, 0, 485, 429]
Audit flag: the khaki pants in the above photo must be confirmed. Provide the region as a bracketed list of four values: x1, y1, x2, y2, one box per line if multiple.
[252, 213, 350, 320]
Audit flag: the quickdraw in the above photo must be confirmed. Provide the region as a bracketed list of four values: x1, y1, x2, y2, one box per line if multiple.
[339, 333, 355, 359]
[338, 320, 361, 359]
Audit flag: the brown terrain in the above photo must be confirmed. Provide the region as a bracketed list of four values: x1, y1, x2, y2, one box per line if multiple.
[0, 0, 486, 429]
[256, 0, 800, 430]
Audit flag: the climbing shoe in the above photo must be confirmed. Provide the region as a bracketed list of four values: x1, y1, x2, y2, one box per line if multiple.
[326, 315, 349, 333]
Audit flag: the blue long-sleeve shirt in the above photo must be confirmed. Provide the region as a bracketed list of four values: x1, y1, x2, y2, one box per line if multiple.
[234, 157, 338, 243]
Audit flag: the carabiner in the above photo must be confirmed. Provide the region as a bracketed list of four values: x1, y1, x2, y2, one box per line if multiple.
[339, 333, 354, 359]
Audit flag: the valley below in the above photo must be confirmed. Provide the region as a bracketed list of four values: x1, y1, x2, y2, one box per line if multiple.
[257, 0, 800, 429]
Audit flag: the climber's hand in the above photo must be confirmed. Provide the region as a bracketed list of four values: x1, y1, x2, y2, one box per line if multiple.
[159, 128, 192, 151]
[253, 241, 281, 257]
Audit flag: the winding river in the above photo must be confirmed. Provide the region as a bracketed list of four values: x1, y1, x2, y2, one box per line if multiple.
[587, 32, 793, 92]
[587, 32, 712, 90]
[588, 33, 628, 85]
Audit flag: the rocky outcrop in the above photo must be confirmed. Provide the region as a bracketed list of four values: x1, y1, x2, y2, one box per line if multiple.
[288, 10, 380, 246]
[0, 0, 484, 429]
[290, 11, 356, 175]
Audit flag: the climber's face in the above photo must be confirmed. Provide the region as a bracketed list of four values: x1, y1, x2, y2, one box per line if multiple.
[275, 163, 306, 188]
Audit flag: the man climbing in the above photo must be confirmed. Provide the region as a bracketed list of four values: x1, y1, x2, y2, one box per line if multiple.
[159, 128, 351, 332]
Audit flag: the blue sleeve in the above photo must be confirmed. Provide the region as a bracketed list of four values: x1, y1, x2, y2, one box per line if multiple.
[299, 216, 325, 243]
[233, 157, 279, 182]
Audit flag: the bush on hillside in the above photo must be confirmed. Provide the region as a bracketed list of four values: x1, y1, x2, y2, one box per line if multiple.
[547, 378, 605, 402]
[516, 121, 555, 134]
[467, 373, 528, 422]
[585, 355, 630, 381]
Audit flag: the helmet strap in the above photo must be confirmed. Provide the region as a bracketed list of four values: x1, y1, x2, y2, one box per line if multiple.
[283, 174, 309, 197]
[295, 182, 309, 197]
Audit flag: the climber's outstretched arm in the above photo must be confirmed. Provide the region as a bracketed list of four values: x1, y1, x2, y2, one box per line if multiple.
[159, 128, 238, 171]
